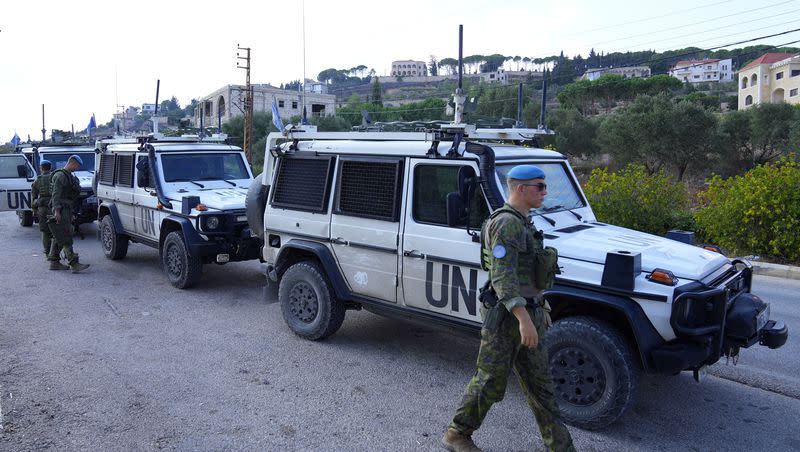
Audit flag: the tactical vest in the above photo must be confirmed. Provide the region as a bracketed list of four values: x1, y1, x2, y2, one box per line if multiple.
[34, 171, 55, 206]
[51, 168, 82, 203]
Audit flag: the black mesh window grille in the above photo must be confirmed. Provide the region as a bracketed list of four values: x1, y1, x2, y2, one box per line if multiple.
[115, 154, 134, 187]
[98, 154, 115, 185]
[271, 156, 334, 212]
[336, 159, 402, 221]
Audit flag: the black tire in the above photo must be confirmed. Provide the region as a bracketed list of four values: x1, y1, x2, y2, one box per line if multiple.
[546, 316, 639, 430]
[245, 172, 268, 240]
[279, 261, 345, 340]
[100, 215, 129, 260]
[162, 231, 203, 289]
[19, 211, 33, 227]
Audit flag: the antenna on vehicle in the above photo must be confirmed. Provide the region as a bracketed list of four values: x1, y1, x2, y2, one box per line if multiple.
[152, 79, 161, 135]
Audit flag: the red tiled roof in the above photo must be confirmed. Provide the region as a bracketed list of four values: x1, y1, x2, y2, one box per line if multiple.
[741, 53, 798, 71]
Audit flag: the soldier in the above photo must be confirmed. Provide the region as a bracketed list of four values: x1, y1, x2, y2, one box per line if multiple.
[442, 165, 575, 452]
[31, 159, 69, 269]
[48, 155, 90, 273]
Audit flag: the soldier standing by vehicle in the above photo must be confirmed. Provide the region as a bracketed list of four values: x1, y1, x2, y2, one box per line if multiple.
[31, 159, 69, 270]
[48, 155, 89, 273]
[442, 165, 574, 452]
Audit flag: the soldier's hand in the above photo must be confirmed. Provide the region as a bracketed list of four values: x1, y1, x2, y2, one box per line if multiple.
[512, 306, 539, 348]
[54, 210, 61, 224]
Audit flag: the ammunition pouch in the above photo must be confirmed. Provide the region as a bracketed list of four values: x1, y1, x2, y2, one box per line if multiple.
[479, 280, 505, 331]
[534, 246, 561, 290]
[479, 279, 498, 308]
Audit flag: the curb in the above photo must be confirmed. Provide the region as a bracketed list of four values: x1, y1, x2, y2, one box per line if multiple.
[749, 261, 800, 281]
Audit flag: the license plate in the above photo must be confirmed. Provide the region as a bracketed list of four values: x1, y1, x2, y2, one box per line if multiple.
[85, 196, 97, 204]
[216, 253, 230, 263]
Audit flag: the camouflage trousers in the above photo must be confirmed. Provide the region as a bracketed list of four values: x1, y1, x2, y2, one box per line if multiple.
[47, 208, 79, 265]
[450, 305, 575, 452]
[38, 206, 59, 261]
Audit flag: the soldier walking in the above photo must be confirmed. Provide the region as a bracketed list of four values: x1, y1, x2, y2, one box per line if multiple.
[31, 159, 69, 269]
[48, 155, 89, 273]
[442, 165, 575, 452]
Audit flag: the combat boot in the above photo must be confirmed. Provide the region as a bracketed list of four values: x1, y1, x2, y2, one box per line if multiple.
[70, 262, 90, 273]
[49, 261, 70, 270]
[441, 428, 482, 452]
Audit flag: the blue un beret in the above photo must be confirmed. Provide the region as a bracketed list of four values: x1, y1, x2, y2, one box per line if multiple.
[39, 159, 52, 167]
[68, 154, 83, 166]
[507, 164, 545, 180]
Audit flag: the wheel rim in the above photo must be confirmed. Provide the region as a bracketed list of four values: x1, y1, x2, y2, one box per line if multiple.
[101, 224, 113, 251]
[165, 243, 183, 277]
[288, 282, 318, 323]
[551, 346, 607, 406]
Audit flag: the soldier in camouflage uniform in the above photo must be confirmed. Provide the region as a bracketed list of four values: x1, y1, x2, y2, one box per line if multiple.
[442, 165, 574, 452]
[48, 155, 89, 273]
[31, 160, 69, 270]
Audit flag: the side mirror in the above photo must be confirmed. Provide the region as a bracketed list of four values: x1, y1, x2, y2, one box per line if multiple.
[457, 166, 477, 199]
[136, 160, 151, 188]
[19, 164, 34, 180]
[446, 192, 466, 227]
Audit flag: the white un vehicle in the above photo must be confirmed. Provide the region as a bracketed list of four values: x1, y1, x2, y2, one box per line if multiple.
[0, 153, 36, 219]
[17, 143, 99, 230]
[245, 123, 789, 430]
[95, 134, 261, 288]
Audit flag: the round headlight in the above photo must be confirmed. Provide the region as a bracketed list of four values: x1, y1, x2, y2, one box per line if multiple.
[206, 216, 220, 230]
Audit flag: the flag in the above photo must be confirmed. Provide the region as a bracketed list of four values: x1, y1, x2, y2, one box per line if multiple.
[10, 132, 21, 146]
[86, 114, 96, 135]
[271, 98, 284, 131]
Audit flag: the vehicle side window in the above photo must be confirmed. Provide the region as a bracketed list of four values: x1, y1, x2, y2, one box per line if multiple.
[0, 156, 28, 178]
[334, 157, 404, 222]
[270, 155, 335, 213]
[115, 154, 134, 188]
[98, 154, 116, 185]
[413, 164, 489, 228]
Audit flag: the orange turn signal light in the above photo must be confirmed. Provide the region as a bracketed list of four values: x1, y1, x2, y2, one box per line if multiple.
[702, 244, 723, 254]
[647, 268, 678, 286]
[196, 203, 208, 211]
[156, 202, 164, 209]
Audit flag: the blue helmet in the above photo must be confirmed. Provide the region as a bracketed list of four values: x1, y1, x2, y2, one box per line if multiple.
[68, 154, 83, 167]
[39, 159, 52, 168]
[507, 164, 545, 180]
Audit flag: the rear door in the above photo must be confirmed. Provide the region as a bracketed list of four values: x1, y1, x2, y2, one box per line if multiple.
[0, 154, 34, 211]
[400, 160, 489, 322]
[329, 156, 405, 302]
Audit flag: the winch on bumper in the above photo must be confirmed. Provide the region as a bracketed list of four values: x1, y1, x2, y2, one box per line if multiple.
[189, 211, 263, 264]
[651, 260, 788, 374]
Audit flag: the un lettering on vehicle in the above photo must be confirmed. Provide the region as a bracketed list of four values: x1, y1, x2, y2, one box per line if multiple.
[5, 191, 31, 210]
[139, 207, 157, 237]
[425, 261, 480, 316]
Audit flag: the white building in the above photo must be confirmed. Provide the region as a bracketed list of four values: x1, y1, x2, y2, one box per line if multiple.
[141, 103, 157, 114]
[580, 66, 651, 81]
[669, 58, 733, 83]
[391, 60, 427, 77]
[481, 68, 508, 84]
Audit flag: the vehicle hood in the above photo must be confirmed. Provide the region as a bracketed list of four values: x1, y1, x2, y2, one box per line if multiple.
[165, 185, 248, 211]
[548, 222, 729, 280]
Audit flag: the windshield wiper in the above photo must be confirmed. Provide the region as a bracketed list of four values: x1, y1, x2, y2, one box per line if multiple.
[532, 213, 556, 226]
[221, 179, 236, 186]
[188, 180, 205, 188]
[543, 204, 583, 221]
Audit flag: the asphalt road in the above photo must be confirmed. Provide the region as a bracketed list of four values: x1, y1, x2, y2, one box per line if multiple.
[0, 212, 798, 451]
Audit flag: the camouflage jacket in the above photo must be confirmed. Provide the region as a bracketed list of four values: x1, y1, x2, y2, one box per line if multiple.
[50, 168, 81, 211]
[481, 203, 545, 311]
[31, 170, 54, 209]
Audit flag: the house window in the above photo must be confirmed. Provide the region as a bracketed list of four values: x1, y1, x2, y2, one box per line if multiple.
[776, 72, 784, 80]
[694, 75, 700, 79]
[751, 74, 757, 85]
[745, 95, 753, 106]
[791, 88, 798, 97]
[792, 69, 800, 77]
[278, 100, 284, 108]
[741, 77, 748, 88]
[292, 101, 298, 109]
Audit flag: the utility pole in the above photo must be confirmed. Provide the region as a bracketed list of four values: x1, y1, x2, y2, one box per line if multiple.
[237, 44, 253, 164]
[41, 104, 46, 142]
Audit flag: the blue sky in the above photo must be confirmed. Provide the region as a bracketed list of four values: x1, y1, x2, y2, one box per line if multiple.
[1, 0, 798, 141]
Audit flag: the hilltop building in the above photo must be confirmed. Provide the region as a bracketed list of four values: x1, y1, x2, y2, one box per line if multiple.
[669, 58, 733, 83]
[580, 66, 651, 81]
[391, 60, 427, 77]
[738, 52, 800, 110]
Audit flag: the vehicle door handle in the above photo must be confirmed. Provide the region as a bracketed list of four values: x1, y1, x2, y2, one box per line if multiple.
[331, 237, 348, 245]
[403, 250, 425, 259]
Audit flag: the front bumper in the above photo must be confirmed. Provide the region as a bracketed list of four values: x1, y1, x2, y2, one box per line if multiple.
[651, 260, 788, 374]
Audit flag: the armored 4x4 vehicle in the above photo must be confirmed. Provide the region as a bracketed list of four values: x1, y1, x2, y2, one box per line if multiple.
[95, 134, 261, 288]
[0, 153, 36, 219]
[18, 143, 99, 230]
[246, 124, 788, 429]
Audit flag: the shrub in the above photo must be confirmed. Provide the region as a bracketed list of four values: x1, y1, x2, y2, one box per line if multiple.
[694, 157, 800, 263]
[583, 164, 692, 236]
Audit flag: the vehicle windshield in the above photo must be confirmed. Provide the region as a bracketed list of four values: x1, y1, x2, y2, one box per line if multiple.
[496, 162, 585, 215]
[39, 152, 96, 171]
[0, 155, 29, 178]
[161, 153, 250, 183]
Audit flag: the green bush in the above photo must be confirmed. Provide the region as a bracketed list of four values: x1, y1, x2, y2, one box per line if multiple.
[583, 164, 692, 236]
[695, 157, 800, 263]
